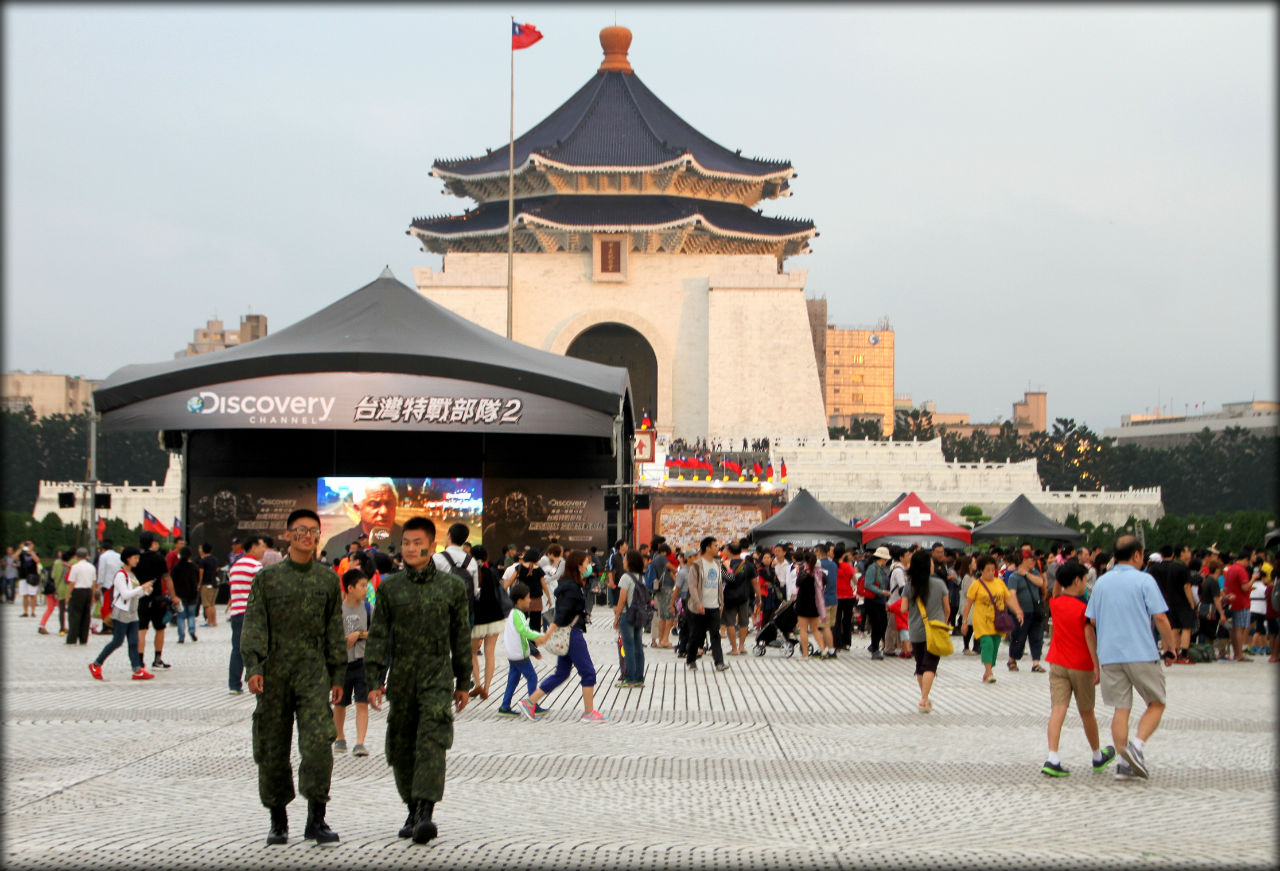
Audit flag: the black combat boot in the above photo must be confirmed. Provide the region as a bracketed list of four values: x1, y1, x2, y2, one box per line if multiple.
[411, 799, 437, 844]
[266, 806, 288, 845]
[304, 800, 340, 844]
[398, 800, 419, 838]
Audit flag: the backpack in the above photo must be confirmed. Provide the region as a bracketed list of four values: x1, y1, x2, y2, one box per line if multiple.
[624, 572, 654, 627]
[1185, 642, 1214, 663]
[439, 552, 475, 614]
[723, 561, 752, 608]
[643, 558, 658, 591]
[18, 551, 37, 579]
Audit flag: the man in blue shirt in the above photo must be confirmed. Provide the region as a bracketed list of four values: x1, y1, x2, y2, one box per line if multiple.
[1085, 535, 1178, 781]
[817, 544, 839, 659]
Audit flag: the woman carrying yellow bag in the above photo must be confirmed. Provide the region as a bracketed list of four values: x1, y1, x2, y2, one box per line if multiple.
[906, 550, 951, 713]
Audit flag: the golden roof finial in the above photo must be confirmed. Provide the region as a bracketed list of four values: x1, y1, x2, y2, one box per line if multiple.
[599, 25, 632, 73]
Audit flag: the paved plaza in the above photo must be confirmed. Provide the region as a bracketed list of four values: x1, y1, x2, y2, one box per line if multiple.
[2, 602, 1275, 870]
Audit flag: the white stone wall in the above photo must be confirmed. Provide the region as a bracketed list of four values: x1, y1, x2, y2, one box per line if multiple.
[414, 251, 829, 441]
[31, 453, 183, 527]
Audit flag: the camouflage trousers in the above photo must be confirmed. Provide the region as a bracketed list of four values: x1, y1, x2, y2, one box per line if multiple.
[385, 685, 454, 803]
[252, 669, 336, 808]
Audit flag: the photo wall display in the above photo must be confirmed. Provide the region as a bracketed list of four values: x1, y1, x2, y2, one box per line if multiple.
[187, 475, 605, 561]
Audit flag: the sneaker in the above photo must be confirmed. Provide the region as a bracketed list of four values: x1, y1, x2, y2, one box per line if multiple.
[1118, 741, 1148, 778]
[1113, 760, 1136, 781]
[1093, 746, 1117, 771]
[58, 630, 66, 636]
[626, 681, 645, 688]
[870, 651, 885, 661]
[516, 699, 538, 721]
[715, 663, 730, 672]
[497, 706, 518, 716]
[351, 744, 368, 757]
[37, 626, 48, 634]
[176, 638, 185, 644]
[191, 632, 197, 642]
[580, 710, 609, 723]
[533, 704, 549, 718]
[152, 657, 171, 669]
[333, 739, 348, 753]
[1040, 761, 1069, 777]
[614, 678, 629, 688]
[962, 649, 977, 656]
[88, 662, 103, 681]
[686, 662, 697, 670]
[132, 668, 154, 680]
[229, 688, 244, 695]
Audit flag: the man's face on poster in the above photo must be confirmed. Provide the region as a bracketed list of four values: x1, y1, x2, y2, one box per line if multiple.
[358, 485, 397, 532]
[212, 491, 236, 523]
[503, 490, 528, 520]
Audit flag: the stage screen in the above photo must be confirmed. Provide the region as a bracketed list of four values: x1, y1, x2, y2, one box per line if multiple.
[481, 477, 607, 554]
[316, 477, 482, 557]
[187, 478, 317, 561]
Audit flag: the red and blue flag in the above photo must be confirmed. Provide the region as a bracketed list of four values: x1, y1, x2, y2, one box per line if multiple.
[142, 510, 171, 537]
[512, 22, 543, 50]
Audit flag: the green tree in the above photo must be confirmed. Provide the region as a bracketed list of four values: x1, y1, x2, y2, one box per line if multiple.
[829, 418, 884, 441]
[893, 408, 935, 441]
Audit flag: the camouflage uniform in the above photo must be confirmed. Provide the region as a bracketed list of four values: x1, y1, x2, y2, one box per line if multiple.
[365, 560, 471, 804]
[241, 558, 345, 808]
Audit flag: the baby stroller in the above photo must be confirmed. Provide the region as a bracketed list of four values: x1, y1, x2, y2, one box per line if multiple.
[753, 598, 800, 657]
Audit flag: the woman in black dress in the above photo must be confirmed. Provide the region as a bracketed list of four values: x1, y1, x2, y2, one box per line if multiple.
[794, 549, 825, 659]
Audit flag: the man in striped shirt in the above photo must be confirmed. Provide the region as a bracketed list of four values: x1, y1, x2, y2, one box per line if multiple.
[228, 535, 267, 694]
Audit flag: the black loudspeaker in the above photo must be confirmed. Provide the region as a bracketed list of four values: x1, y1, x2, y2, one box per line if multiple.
[604, 494, 620, 511]
[58, 492, 76, 508]
[635, 494, 650, 509]
[94, 493, 112, 509]
[161, 430, 185, 450]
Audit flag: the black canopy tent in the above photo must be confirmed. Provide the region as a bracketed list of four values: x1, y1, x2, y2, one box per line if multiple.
[970, 494, 1082, 542]
[1264, 528, 1280, 549]
[94, 268, 634, 554]
[749, 488, 860, 548]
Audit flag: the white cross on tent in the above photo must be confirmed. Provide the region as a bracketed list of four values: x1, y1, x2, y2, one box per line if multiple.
[898, 505, 932, 527]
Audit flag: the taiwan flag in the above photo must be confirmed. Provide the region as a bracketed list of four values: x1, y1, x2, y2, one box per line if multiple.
[722, 460, 742, 477]
[765, 463, 774, 481]
[172, 517, 183, 538]
[96, 517, 106, 542]
[752, 461, 763, 478]
[142, 510, 171, 538]
[512, 22, 543, 50]
[781, 459, 788, 481]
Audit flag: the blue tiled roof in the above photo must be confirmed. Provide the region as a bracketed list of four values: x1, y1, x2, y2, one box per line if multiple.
[434, 72, 792, 178]
[410, 196, 814, 237]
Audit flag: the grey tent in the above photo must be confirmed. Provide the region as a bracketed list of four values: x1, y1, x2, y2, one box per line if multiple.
[970, 494, 1082, 542]
[749, 488, 860, 548]
[94, 267, 631, 435]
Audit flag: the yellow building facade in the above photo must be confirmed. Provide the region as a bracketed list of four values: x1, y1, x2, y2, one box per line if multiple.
[824, 320, 894, 434]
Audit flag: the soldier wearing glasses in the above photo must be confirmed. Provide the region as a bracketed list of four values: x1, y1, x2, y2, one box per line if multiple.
[240, 508, 346, 846]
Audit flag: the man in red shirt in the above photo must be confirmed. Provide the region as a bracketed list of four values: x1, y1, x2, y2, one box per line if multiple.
[1041, 562, 1116, 776]
[1221, 549, 1255, 663]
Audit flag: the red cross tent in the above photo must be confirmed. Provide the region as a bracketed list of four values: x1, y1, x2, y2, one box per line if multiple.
[856, 492, 972, 549]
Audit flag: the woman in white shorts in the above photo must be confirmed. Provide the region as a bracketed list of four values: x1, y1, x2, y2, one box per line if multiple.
[467, 545, 505, 700]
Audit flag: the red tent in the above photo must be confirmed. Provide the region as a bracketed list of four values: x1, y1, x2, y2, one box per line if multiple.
[858, 492, 972, 548]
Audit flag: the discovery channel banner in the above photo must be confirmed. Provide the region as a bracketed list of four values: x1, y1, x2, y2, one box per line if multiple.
[481, 478, 607, 555]
[101, 372, 616, 436]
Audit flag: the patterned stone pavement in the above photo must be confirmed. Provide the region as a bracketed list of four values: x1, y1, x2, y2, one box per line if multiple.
[2, 601, 1274, 870]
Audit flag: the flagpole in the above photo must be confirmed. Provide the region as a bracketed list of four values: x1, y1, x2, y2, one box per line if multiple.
[506, 16, 515, 339]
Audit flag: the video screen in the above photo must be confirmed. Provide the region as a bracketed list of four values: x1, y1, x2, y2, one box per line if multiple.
[317, 477, 483, 557]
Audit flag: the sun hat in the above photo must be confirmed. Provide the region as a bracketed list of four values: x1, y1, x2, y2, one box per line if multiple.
[872, 546, 891, 560]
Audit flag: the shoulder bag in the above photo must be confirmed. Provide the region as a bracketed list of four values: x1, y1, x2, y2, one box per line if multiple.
[977, 577, 1016, 634]
[918, 595, 954, 658]
[544, 625, 572, 657]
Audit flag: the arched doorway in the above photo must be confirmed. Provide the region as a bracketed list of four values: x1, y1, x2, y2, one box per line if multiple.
[566, 323, 657, 425]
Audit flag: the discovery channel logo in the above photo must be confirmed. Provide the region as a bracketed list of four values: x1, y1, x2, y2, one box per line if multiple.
[185, 390, 335, 423]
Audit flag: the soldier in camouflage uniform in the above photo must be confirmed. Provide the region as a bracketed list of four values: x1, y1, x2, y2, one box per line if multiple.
[366, 515, 472, 844]
[241, 509, 346, 846]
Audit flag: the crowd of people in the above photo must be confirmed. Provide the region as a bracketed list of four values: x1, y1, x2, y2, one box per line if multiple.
[9, 519, 1277, 841]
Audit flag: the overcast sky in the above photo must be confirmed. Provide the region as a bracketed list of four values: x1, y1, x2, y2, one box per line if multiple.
[5, 4, 1273, 432]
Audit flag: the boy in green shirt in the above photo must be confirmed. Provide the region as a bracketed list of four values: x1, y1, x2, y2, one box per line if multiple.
[498, 581, 549, 716]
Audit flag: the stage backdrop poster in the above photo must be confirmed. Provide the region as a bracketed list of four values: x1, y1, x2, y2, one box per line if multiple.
[482, 478, 606, 554]
[187, 478, 317, 560]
